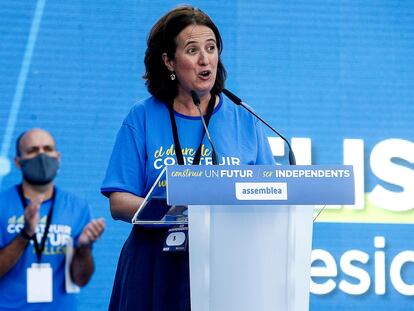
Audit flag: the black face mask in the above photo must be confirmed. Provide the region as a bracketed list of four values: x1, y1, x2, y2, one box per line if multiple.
[19, 153, 59, 186]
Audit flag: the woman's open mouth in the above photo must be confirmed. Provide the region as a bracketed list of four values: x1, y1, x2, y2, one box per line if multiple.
[198, 70, 212, 80]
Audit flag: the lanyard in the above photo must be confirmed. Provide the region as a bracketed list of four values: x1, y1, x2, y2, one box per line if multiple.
[167, 94, 216, 165]
[17, 184, 56, 263]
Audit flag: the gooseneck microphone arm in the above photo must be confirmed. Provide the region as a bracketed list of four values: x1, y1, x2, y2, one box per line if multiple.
[222, 88, 296, 165]
[190, 91, 219, 165]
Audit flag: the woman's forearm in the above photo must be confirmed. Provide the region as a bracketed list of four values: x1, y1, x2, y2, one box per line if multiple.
[109, 192, 144, 223]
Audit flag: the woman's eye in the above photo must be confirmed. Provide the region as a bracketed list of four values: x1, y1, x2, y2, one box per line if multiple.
[187, 47, 197, 54]
[208, 45, 215, 51]
[206, 44, 216, 53]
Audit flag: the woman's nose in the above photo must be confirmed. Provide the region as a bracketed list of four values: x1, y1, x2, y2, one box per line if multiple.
[198, 50, 209, 65]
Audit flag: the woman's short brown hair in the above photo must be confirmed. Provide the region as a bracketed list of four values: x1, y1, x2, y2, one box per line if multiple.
[143, 5, 227, 103]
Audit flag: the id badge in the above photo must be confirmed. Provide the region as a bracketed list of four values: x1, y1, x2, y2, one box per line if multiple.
[163, 225, 188, 252]
[27, 263, 53, 303]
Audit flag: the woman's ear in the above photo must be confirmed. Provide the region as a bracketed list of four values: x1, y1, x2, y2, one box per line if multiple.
[162, 53, 174, 71]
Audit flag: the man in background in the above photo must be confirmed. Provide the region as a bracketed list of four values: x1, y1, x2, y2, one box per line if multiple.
[0, 128, 105, 310]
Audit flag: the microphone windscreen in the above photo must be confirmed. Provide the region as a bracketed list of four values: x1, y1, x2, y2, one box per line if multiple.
[222, 89, 242, 104]
[190, 90, 200, 106]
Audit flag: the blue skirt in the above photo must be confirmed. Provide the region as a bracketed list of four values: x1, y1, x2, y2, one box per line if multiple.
[108, 226, 190, 311]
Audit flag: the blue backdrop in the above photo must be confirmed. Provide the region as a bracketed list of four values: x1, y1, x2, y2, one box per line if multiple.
[1, 1, 413, 310]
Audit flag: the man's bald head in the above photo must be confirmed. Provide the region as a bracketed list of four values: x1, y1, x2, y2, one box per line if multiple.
[15, 128, 58, 159]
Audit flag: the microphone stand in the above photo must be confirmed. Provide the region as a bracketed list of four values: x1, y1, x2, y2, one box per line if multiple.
[222, 88, 296, 165]
[191, 91, 219, 165]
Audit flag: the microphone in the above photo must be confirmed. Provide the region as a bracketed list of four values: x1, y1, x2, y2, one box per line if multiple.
[190, 90, 219, 165]
[222, 88, 296, 165]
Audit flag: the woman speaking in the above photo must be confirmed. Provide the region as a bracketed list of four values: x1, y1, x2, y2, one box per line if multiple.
[101, 5, 275, 311]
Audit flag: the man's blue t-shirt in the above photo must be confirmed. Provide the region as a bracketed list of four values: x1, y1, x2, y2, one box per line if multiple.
[101, 94, 275, 197]
[0, 186, 92, 311]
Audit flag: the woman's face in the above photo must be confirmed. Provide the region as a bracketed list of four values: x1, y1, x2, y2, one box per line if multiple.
[164, 24, 218, 98]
